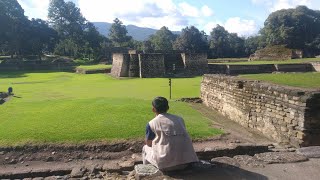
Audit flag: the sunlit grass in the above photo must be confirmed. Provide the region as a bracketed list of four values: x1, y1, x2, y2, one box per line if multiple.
[77, 64, 112, 70]
[0, 72, 222, 146]
[241, 72, 320, 88]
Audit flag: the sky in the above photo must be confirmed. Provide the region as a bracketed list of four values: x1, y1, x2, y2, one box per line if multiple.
[17, 0, 320, 37]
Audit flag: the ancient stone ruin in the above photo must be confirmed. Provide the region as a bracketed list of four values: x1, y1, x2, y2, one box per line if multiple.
[249, 45, 303, 61]
[111, 50, 208, 78]
[201, 75, 320, 147]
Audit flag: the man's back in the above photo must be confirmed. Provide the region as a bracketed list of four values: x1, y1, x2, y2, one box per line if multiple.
[146, 113, 198, 169]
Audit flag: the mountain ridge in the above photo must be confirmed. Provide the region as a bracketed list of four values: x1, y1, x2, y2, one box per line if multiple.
[92, 22, 180, 41]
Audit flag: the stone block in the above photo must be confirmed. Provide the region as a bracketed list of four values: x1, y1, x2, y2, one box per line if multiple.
[297, 131, 305, 140]
[134, 164, 163, 180]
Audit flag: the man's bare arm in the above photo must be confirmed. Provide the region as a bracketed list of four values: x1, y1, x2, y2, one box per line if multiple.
[145, 139, 152, 147]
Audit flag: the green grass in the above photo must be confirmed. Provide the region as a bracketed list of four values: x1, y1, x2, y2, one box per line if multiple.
[241, 72, 320, 88]
[77, 64, 112, 70]
[210, 58, 320, 65]
[0, 72, 222, 146]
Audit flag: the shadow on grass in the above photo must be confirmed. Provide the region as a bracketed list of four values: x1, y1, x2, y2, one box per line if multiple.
[0, 69, 74, 79]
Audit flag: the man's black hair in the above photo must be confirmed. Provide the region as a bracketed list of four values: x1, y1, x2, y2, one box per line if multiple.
[152, 97, 169, 114]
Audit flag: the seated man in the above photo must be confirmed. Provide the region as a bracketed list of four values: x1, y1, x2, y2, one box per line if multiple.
[142, 96, 199, 171]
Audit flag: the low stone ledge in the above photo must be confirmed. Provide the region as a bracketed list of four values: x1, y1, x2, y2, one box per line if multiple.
[75, 68, 111, 74]
[297, 146, 320, 158]
[196, 144, 269, 160]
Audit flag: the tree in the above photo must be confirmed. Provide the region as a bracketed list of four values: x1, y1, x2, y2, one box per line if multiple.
[173, 26, 208, 52]
[48, 0, 86, 39]
[27, 19, 58, 59]
[108, 18, 132, 47]
[261, 5, 320, 53]
[244, 36, 265, 56]
[83, 22, 104, 60]
[0, 0, 29, 57]
[48, 0, 106, 58]
[209, 25, 230, 57]
[209, 25, 246, 58]
[149, 26, 177, 51]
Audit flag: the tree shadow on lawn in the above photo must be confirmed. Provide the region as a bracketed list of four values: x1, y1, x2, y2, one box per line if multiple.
[0, 70, 74, 79]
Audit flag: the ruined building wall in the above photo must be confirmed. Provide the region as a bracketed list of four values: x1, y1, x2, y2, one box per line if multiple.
[181, 53, 208, 76]
[129, 54, 140, 77]
[201, 75, 320, 147]
[139, 54, 165, 78]
[111, 53, 130, 77]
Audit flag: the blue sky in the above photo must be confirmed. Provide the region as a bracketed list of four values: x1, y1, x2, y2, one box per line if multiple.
[17, 0, 320, 37]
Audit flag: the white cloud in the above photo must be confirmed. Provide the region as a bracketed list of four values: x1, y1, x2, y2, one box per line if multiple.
[204, 17, 259, 37]
[224, 17, 258, 37]
[77, 0, 216, 31]
[251, 0, 319, 12]
[271, 0, 311, 11]
[18, 0, 49, 20]
[203, 21, 220, 34]
[201, 5, 214, 17]
[178, 2, 200, 17]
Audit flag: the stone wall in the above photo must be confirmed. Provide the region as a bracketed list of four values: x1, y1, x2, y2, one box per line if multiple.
[311, 62, 320, 72]
[111, 51, 208, 78]
[275, 64, 314, 72]
[208, 63, 315, 75]
[182, 53, 208, 76]
[201, 75, 320, 147]
[139, 54, 165, 78]
[111, 53, 130, 77]
[128, 54, 140, 77]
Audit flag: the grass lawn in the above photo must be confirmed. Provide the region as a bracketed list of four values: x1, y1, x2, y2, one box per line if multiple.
[0, 71, 222, 146]
[210, 58, 320, 65]
[241, 72, 320, 88]
[77, 64, 112, 70]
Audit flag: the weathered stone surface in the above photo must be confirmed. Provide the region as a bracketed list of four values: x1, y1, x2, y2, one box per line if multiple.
[111, 51, 208, 78]
[134, 164, 163, 179]
[70, 166, 86, 178]
[254, 152, 308, 164]
[201, 75, 320, 147]
[118, 159, 135, 171]
[211, 156, 240, 167]
[233, 155, 265, 168]
[102, 160, 121, 173]
[297, 146, 320, 158]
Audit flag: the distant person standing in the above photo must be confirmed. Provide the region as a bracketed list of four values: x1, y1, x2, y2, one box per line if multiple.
[8, 87, 13, 95]
[142, 97, 199, 171]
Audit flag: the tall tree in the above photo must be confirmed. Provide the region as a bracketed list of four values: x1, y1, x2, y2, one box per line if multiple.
[209, 25, 230, 57]
[173, 26, 208, 52]
[48, 0, 86, 39]
[108, 18, 132, 47]
[27, 19, 58, 60]
[83, 22, 104, 60]
[261, 5, 320, 52]
[0, 0, 28, 57]
[48, 0, 105, 58]
[149, 26, 177, 51]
